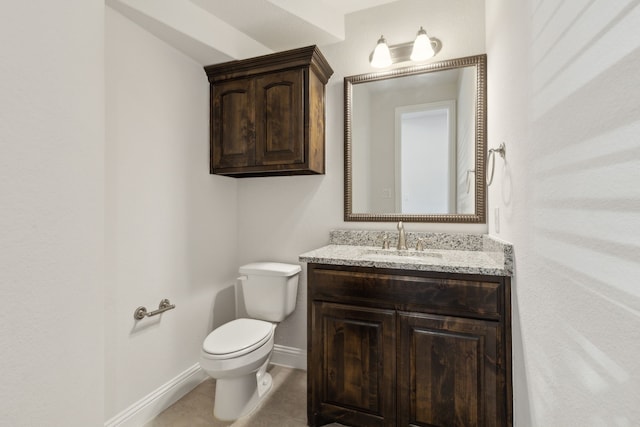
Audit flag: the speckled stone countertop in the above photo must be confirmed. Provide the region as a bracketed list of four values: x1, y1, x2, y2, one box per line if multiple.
[299, 230, 514, 277]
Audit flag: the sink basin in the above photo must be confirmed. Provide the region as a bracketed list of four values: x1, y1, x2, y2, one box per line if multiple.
[358, 248, 443, 263]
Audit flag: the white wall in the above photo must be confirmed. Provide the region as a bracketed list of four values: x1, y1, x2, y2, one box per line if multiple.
[237, 0, 486, 351]
[104, 8, 239, 420]
[0, 1, 105, 426]
[486, 0, 640, 425]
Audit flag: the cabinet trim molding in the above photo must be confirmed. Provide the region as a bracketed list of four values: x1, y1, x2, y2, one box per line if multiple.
[205, 45, 333, 85]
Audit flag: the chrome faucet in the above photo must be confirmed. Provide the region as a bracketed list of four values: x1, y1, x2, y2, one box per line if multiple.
[397, 221, 407, 250]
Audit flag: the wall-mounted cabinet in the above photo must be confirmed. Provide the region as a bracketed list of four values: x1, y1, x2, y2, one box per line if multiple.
[205, 46, 333, 177]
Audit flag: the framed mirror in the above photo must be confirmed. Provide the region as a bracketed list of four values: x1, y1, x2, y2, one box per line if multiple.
[344, 54, 486, 223]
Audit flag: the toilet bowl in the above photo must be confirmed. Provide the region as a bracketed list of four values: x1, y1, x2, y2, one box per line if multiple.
[200, 318, 275, 420]
[199, 262, 301, 421]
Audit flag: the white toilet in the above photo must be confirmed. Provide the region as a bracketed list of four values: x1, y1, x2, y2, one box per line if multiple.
[199, 262, 301, 421]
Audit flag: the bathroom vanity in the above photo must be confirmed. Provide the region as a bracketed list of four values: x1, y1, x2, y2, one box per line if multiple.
[300, 231, 513, 427]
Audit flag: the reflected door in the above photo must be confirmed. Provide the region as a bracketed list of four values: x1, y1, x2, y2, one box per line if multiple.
[395, 101, 456, 214]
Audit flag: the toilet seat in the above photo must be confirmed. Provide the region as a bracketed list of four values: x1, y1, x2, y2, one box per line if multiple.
[203, 318, 274, 360]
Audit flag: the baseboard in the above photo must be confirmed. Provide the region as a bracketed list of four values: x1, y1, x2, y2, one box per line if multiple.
[103, 346, 305, 426]
[271, 344, 307, 370]
[104, 363, 207, 427]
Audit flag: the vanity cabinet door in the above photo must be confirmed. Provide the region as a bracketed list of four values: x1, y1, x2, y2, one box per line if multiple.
[211, 78, 256, 170]
[310, 301, 396, 427]
[398, 312, 505, 427]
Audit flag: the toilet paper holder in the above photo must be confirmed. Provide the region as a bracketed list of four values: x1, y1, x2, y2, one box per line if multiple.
[134, 298, 175, 320]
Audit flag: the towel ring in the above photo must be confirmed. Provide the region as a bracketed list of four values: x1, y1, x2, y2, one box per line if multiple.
[487, 142, 506, 186]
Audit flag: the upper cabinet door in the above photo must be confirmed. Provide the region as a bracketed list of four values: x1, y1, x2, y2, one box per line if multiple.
[255, 69, 304, 166]
[212, 79, 255, 170]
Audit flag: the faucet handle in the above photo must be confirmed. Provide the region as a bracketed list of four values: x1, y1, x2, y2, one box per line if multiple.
[382, 233, 390, 249]
[415, 238, 425, 251]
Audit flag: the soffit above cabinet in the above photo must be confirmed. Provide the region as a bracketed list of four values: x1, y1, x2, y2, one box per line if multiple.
[107, 0, 400, 64]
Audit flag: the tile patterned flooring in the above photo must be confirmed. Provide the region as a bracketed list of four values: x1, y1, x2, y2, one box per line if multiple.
[145, 365, 344, 427]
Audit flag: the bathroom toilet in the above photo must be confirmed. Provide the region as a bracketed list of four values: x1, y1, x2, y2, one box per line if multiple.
[199, 262, 301, 421]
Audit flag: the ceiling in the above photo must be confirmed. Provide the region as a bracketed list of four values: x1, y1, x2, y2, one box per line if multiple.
[106, 0, 400, 65]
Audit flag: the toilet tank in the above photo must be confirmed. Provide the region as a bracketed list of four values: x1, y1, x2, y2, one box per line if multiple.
[239, 262, 301, 322]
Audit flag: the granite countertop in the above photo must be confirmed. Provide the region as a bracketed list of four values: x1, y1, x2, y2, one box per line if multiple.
[299, 230, 513, 277]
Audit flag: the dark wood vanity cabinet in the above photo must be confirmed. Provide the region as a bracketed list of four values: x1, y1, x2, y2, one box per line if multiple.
[205, 46, 333, 177]
[307, 263, 512, 427]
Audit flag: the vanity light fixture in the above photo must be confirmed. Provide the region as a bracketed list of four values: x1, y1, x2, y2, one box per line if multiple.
[370, 35, 392, 68]
[369, 27, 441, 68]
[410, 27, 435, 61]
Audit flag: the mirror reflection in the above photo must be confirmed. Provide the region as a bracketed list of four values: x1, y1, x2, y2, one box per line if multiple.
[345, 55, 486, 223]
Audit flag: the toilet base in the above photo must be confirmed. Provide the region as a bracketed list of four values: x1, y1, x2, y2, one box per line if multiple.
[213, 360, 273, 421]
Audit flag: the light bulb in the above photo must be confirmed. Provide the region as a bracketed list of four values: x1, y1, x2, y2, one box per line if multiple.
[410, 27, 434, 61]
[370, 35, 392, 68]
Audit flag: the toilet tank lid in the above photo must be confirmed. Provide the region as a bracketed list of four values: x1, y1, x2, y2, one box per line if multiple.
[239, 262, 301, 277]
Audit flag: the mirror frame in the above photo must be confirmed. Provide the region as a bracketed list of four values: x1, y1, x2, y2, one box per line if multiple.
[344, 54, 487, 223]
